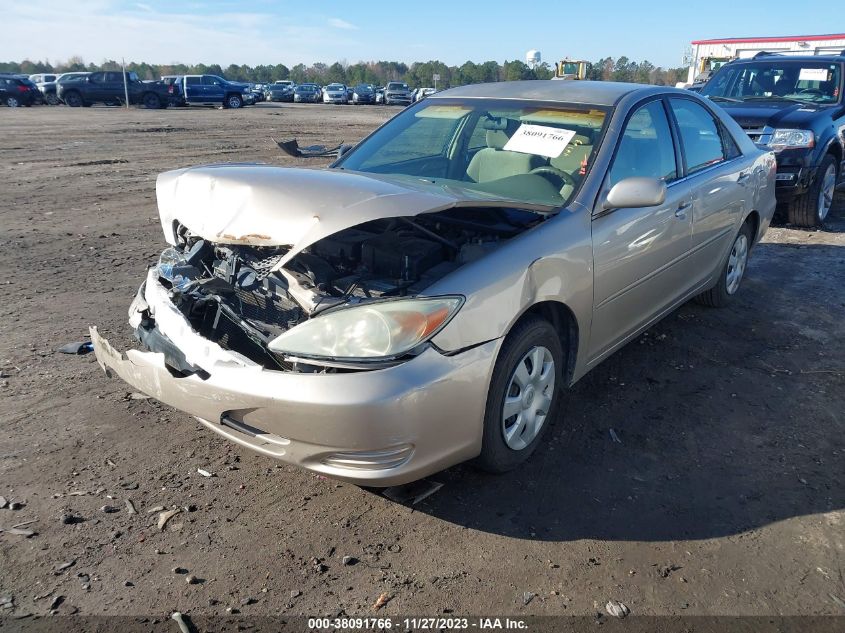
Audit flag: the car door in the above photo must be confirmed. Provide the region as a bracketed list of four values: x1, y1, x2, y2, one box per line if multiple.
[203, 76, 224, 102]
[103, 72, 125, 103]
[87, 72, 107, 101]
[183, 76, 202, 103]
[589, 98, 696, 363]
[667, 97, 750, 287]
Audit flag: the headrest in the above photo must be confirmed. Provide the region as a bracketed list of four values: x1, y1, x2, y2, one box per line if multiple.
[486, 129, 510, 149]
[483, 117, 519, 149]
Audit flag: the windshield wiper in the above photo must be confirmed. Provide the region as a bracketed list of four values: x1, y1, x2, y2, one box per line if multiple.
[707, 95, 743, 103]
[741, 95, 803, 103]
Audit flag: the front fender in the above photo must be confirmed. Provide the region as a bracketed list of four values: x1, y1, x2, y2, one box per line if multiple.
[428, 208, 594, 381]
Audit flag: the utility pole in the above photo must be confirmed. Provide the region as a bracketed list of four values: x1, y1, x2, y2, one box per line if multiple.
[122, 58, 129, 109]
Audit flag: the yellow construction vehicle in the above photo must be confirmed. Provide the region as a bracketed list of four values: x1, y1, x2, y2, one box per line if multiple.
[553, 59, 588, 80]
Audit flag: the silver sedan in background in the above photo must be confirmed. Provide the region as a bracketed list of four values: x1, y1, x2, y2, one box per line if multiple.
[93, 81, 776, 486]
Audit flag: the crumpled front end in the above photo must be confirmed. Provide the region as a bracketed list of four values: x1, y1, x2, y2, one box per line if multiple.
[91, 268, 499, 485]
[92, 164, 551, 483]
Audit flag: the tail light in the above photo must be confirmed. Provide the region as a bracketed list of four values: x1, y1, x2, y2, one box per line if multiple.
[17, 85, 30, 92]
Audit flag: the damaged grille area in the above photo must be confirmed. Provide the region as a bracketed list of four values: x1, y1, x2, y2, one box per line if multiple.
[148, 207, 541, 372]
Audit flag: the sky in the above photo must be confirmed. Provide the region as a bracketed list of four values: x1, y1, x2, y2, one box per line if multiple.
[3, 0, 840, 69]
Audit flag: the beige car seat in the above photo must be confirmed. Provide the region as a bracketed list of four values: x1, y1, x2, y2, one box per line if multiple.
[466, 123, 544, 183]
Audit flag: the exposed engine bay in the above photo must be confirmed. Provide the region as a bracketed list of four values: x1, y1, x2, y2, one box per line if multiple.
[144, 207, 541, 372]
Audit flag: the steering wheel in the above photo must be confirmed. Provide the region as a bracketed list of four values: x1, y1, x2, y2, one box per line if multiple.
[798, 89, 823, 96]
[530, 165, 576, 189]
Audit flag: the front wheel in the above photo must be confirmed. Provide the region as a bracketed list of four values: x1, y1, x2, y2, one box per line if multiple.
[226, 94, 243, 109]
[787, 154, 837, 227]
[695, 221, 753, 307]
[476, 315, 563, 473]
[44, 92, 60, 105]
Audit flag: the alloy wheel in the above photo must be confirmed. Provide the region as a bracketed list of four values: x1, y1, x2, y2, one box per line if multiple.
[501, 346, 555, 451]
[6, 97, 19, 107]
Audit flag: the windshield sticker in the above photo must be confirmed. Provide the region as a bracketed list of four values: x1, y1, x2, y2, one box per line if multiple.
[503, 124, 577, 158]
[416, 105, 471, 119]
[798, 68, 829, 82]
[521, 109, 605, 127]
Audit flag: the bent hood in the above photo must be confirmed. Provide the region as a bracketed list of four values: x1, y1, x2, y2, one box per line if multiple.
[155, 164, 553, 263]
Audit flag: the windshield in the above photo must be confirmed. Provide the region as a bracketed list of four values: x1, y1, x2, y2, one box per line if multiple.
[327, 84, 344, 90]
[336, 98, 609, 208]
[387, 83, 408, 90]
[702, 61, 842, 104]
[356, 84, 373, 91]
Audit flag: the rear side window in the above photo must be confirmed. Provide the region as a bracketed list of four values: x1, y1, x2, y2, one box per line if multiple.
[608, 100, 678, 187]
[669, 99, 728, 174]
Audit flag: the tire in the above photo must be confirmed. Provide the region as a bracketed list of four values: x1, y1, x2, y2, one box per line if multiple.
[695, 220, 754, 307]
[225, 94, 243, 109]
[142, 92, 161, 109]
[5, 96, 20, 107]
[64, 91, 83, 107]
[45, 93, 60, 106]
[787, 154, 837, 227]
[475, 315, 563, 473]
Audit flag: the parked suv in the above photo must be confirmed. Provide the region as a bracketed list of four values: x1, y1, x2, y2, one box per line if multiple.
[0, 75, 41, 107]
[383, 81, 412, 106]
[702, 52, 845, 226]
[57, 71, 171, 108]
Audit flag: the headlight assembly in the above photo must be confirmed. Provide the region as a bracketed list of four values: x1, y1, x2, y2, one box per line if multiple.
[766, 129, 814, 151]
[267, 296, 463, 361]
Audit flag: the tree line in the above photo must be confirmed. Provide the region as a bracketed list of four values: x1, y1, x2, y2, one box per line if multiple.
[1, 56, 687, 87]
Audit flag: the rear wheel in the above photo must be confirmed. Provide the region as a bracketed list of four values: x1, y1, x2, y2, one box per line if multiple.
[787, 154, 837, 227]
[64, 91, 83, 107]
[476, 315, 563, 473]
[45, 92, 60, 105]
[226, 94, 243, 109]
[695, 221, 753, 307]
[142, 92, 161, 109]
[5, 96, 20, 107]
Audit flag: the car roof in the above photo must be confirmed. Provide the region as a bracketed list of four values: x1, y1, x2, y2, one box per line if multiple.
[727, 53, 845, 65]
[432, 80, 678, 106]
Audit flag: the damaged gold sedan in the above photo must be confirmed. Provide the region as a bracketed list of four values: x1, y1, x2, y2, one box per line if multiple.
[93, 81, 776, 485]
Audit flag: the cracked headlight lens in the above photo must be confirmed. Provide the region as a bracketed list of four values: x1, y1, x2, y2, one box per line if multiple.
[268, 296, 463, 360]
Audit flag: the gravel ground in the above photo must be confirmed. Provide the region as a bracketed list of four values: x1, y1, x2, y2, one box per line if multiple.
[0, 103, 843, 622]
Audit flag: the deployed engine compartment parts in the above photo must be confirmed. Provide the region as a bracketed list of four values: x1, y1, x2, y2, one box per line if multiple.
[144, 207, 539, 372]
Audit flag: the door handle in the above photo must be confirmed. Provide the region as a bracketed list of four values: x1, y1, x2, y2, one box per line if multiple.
[737, 171, 750, 182]
[675, 201, 691, 219]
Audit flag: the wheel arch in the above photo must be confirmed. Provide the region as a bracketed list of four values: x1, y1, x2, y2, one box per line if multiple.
[743, 209, 761, 246]
[512, 300, 579, 387]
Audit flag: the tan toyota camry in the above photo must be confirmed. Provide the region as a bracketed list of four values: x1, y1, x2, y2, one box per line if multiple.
[92, 81, 776, 485]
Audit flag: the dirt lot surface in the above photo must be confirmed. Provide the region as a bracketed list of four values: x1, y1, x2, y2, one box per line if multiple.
[1, 104, 844, 624]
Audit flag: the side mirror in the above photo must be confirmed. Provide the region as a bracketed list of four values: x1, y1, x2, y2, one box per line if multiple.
[603, 177, 666, 210]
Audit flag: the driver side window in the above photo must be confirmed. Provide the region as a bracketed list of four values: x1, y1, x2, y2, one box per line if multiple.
[608, 101, 677, 188]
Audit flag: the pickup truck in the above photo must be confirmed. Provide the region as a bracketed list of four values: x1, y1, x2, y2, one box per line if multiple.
[701, 52, 845, 226]
[57, 71, 172, 109]
[180, 75, 252, 109]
